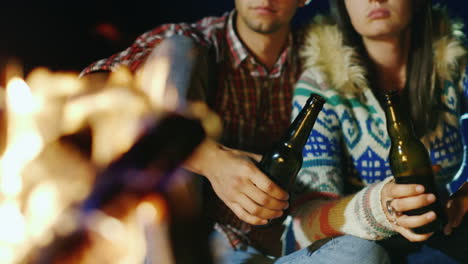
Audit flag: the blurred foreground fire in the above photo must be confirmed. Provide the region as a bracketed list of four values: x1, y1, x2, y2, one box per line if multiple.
[0, 38, 221, 264]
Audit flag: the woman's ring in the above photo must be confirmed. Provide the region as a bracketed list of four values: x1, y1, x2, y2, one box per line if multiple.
[386, 199, 399, 225]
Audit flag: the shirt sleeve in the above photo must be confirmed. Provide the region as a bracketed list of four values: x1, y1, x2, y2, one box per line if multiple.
[80, 16, 221, 76]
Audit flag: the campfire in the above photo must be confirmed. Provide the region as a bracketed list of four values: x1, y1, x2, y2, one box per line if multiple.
[0, 38, 221, 263]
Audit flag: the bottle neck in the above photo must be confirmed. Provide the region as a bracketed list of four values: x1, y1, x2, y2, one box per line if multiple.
[385, 93, 416, 141]
[283, 97, 323, 150]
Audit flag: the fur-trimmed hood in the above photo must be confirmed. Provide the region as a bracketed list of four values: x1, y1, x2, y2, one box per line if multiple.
[299, 8, 467, 95]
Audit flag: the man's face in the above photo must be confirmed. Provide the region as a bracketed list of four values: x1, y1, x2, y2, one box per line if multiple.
[235, 0, 305, 34]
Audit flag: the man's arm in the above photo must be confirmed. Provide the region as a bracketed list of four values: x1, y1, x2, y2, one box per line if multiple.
[80, 14, 226, 76]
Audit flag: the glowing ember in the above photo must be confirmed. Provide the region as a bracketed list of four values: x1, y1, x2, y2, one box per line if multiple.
[0, 78, 44, 263]
[137, 56, 174, 111]
[25, 182, 60, 240]
[136, 195, 174, 264]
[62, 85, 151, 166]
[1, 78, 43, 197]
[0, 201, 26, 244]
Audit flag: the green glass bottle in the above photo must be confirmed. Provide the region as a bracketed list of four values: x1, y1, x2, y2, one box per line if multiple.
[384, 90, 445, 234]
[246, 93, 325, 256]
[258, 93, 325, 192]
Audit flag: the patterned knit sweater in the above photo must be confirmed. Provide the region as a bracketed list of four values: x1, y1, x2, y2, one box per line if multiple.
[291, 12, 467, 247]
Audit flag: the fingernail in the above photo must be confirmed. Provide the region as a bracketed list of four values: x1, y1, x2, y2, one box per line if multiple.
[284, 202, 290, 209]
[426, 211, 436, 220]
[416, 185, 424, 193]
[427, 194, 436, 202]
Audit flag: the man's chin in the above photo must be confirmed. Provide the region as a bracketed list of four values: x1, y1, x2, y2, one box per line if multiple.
[248, 22, 282, 35]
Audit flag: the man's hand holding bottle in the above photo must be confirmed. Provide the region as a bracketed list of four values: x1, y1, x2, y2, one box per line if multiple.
[184, 139, 289, 225]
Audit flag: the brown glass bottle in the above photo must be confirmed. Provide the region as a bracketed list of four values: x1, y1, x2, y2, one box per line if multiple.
[258, 93, 325, 192]
[384, 90, 446, 234]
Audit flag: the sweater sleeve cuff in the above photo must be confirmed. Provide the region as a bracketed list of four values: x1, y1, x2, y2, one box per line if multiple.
[342, 176, 397, 240]
[371, 176, 397, 237]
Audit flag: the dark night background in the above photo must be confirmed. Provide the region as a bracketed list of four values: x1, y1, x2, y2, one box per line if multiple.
[0, 0, 467, 81]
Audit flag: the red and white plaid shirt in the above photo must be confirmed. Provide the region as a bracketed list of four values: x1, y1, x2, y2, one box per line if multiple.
[82, 10, 303, 252]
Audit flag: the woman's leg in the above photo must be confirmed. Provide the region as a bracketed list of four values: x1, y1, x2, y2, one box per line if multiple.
[275, 235, 390, 264]
[216, 233, 390, 264]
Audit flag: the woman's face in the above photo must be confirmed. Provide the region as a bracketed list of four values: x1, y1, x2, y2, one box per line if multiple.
[344, 0, 412, 40]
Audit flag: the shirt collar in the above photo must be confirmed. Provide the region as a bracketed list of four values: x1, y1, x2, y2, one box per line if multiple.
[226, 10, 249, 68]
[226, 10, 294, 77]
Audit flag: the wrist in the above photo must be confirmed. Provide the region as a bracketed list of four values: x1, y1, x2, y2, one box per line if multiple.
[182, 138, 220, 178]
[378, 176, 397, 232]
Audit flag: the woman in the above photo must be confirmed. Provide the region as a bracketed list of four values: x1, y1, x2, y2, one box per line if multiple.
[291, 0, 468, 262]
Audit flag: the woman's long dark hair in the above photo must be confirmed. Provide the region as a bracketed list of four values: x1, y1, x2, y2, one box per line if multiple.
[329, 0, 439, 138]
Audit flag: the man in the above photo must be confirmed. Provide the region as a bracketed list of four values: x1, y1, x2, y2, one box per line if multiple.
[82, 0, 389, 262]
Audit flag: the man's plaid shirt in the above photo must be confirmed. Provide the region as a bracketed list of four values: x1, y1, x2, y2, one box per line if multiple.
[82, 10, 303, 252]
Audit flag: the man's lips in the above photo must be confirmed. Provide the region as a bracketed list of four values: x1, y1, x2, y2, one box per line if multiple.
[368, 8, 390, 19]
[252, 6, 276, 15]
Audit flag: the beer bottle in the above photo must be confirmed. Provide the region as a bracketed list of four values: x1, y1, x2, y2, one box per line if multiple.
[240, 93, 325, 256]
[384, 90, 445, 234]
[258, 93, 325, 192]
